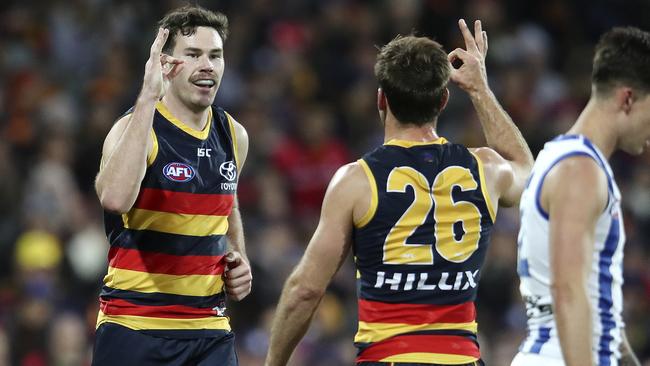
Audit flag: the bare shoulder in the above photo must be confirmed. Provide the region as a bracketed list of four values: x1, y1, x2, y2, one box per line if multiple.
[470, 146, 509, 172]
[469, 146, 512, 205]
[102, 114, 133, 154]
[545, 155, 607, 191]
[328, 161, 368, 195]
[231, 116, 249, 142]
[224, 112, 249, 169]
[224, 112, 249, 144]
[543, 155, 608, 214]
[108, 113, 132, 138]
[322, 161, 370, 220]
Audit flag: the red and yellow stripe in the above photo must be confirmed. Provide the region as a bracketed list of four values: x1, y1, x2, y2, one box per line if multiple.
[100, 298, 220, 319]
[134, 188, 234, 216]
[104, 266, 224, 297]
[121, 188, 234, 236]
[357, 334, 480, 364]
[358, 299, 476, 324]
[108, 247, 225, 276]
[356, 299, 479, 363]
[96, 310, 230, 331]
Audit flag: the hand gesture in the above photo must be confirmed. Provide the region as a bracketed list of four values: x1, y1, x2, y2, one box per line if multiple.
[142, 28, 184, 100]
[448, 19, 489, 95]
[224, 251, 252, 301]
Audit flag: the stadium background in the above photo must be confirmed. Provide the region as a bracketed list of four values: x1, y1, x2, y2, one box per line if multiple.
[1, 0, 649, 365]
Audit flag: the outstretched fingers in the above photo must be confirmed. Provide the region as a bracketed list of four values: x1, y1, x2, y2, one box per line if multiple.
[150, 28, 169, 59]
[458, 19, 480, 54]
[483, 31, 488, 54]
[474, 20, 485, 56]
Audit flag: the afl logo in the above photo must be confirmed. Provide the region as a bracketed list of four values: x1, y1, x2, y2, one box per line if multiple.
[163, 162, 195, 182]
[219, 161, 237, 181]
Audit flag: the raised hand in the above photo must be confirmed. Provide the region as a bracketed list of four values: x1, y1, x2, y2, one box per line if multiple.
[142, 28, 184, 100]
[448, 19, 489, 95]
[224, 251, 252, 301]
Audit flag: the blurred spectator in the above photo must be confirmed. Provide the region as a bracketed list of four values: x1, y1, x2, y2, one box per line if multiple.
[271, 104, 350, 218]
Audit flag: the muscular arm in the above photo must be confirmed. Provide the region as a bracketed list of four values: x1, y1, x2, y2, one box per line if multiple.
[224, 118, 252, 301]
[265, 163, 365, 366]
[226, 119, 249, 259]
[95, 99, 156, 213]
[542, 156, 608, 366]
[467, 87, 533, 206]
[450, 19, 533, 207]
[95, 28, 182, 213]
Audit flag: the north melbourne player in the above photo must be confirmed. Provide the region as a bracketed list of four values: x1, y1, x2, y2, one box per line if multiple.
[512, 27, 650, 366]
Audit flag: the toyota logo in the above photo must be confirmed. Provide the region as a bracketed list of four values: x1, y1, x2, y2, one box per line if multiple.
[219, 161, 237, 181]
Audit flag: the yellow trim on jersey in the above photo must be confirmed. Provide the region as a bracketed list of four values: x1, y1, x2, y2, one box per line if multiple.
[354, 321, 478, 343]
[224, 111, 239, 170]
[380, 352, 478, 364]
[355, 159, 378, 228]
[155, 101, 212, 140]
[147, 129, 159, 167]
[104, 267, 225, 296]
[384, 137, 448, 148]
[96, 310, 231, 331]
[122, 209, 229, 236]
[470, 152, 497, 222]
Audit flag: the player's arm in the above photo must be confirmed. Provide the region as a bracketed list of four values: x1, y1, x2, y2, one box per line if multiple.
[95, 107, 154, 213]
[95, 28, 184, 213]
[265, 163, 364, 366]
[543, 156, 608, 366]
[449, 19, 533, 207]
[225, 118, 252, 301]
[619, 331, 641, 366]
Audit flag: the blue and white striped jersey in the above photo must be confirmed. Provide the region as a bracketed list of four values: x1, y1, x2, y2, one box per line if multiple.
[516, 134, 625, 365]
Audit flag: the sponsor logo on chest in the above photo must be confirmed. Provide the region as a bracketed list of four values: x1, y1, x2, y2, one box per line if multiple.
[163, 162, 195, 182]
[219, 161, 238, 191]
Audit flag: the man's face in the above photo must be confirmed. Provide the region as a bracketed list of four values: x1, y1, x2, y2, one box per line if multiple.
[167, 26, 224, 111]
[621, 92, 650, 155]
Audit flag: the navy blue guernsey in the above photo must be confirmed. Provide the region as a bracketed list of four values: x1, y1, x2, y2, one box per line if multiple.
[98, 101, 240, 338]
[353, 137, 495, 364]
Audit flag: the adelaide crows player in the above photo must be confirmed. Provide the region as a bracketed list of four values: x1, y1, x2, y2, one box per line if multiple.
[512, 27, 649, 366]
[93, 6, 251, 366]
[265, 20, 533, 366]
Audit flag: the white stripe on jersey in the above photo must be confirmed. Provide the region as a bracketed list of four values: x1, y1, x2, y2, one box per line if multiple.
[516, 134, 625, 365]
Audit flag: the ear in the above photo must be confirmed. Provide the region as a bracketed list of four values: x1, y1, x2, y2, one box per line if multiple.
[439, 88, 450, 112]
[615, 86, 634, 114]
[377, 88, 387, 112]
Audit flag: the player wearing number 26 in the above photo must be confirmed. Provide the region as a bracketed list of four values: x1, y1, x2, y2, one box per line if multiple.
[265, 19, 533, 366]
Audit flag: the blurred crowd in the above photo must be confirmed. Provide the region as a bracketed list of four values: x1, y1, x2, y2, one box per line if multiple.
[1, 0, 649, 365]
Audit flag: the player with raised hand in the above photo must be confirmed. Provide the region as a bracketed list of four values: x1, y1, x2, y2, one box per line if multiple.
[265, 19, 532, 366]
[93, 6, 251, 366]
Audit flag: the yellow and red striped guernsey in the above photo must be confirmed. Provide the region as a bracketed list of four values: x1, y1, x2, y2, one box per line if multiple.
[353, 138, 494, 363]
[98, 103, 239, 338]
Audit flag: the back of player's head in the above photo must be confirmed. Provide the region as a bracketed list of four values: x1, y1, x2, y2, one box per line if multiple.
[592, 27, 650, 97]
[158, 5, 229, 54]
[375, 35, 451, 126]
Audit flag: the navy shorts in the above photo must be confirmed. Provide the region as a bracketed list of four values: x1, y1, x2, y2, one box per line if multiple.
[92, 323, 238, 366]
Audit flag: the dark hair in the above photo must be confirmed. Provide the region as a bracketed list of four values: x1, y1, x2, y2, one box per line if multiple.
[158, 5, 229, 54]
[592, 27, 650, 96]
[374, 35, 451, 125]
